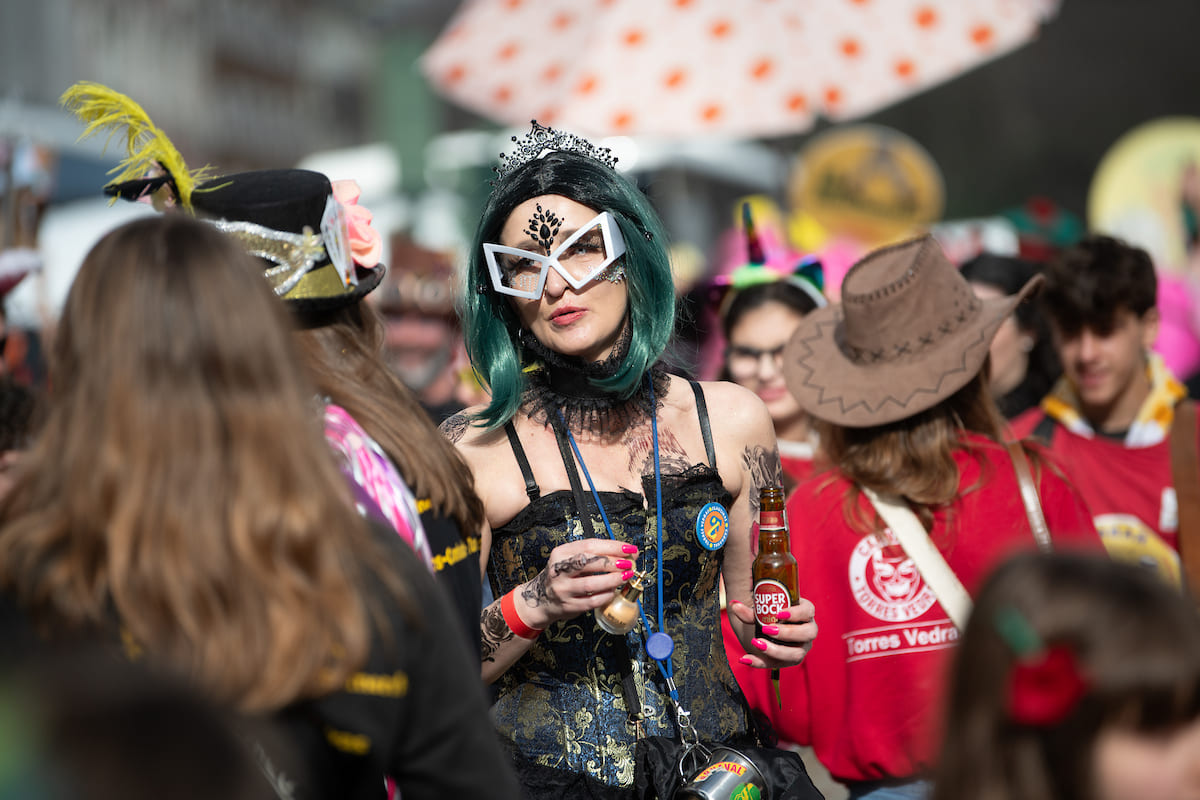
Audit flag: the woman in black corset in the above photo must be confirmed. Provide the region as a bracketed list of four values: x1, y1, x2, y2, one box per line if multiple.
[440, 123, 819, 799]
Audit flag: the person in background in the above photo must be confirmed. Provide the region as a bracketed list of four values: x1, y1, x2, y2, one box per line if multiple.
[1010, 234, 1190, 586]
[0, 215, 519, 800]
[368, 233, 472, 424]
[443, 121, 819, 799]
[718, 275, 825, 747]
[0, 139, 50, 388]
[711, 217, 827, 751]
[720, 269, 825, 491]
[69, 78, 488, 649]
[960, 252, 1061, 419]
[933, 550, 1200, 800]
[778, 235, 1103, 800]
[181, 169, 488, 654]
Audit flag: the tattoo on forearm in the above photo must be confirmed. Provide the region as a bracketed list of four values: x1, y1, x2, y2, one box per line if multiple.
[480, 604, 513, 663]
[742, 445, 784, 519]
[439, 413, 469, 444]
[624, 426, 692, 475]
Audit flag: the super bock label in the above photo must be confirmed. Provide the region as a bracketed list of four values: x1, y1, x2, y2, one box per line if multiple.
[754, 578, 792, 625]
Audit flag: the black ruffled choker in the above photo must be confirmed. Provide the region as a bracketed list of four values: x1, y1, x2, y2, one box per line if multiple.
[520, 325, 667, 434]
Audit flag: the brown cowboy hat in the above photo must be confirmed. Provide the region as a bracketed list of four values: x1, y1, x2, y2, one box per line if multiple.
[781, 234, 1042, 427]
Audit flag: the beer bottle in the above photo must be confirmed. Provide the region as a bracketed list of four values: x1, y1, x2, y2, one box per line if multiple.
[752, 486, 799, 638]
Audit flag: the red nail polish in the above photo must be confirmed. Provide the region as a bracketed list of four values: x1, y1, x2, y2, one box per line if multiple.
[616, 559, 632, 570]
[622, 570, 634, 581]
[739, 656, 754, 666]
[753, 639, 768, 651]
[775, 609, 791, 621]
[761, 624, 779, 637]
[621, 544, 637, 554]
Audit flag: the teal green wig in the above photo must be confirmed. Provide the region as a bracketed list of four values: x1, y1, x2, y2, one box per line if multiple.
[462, 150, 676, 429]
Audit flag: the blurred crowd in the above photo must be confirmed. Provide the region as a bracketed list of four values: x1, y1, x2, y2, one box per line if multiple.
[0, 83, 1199, 800]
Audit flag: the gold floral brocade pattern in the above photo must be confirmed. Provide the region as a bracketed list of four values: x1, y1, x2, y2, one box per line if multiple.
[488, 465, 752, 790]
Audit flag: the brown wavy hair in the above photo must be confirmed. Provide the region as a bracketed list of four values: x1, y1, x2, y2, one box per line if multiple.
[933, 551, 1200, 800]
[292, 301, 484, 535]
[0, 215, 410, 712]
[816, 369, 1033, 534]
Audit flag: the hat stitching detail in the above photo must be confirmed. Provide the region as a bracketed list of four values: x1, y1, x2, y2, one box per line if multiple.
[795, 321, 992, 418]
[844, 266, 919, 304]
[842, 294, 981, 366]
[843, 237, 934, 304]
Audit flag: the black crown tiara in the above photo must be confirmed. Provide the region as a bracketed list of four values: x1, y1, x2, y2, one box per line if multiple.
[493, 120, 618, 183]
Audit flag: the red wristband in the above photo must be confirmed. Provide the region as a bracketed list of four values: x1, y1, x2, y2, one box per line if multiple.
[501, 589, 544, 639]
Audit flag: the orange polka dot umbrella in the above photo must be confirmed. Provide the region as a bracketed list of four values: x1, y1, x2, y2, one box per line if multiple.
[420, 0, 1059, 139]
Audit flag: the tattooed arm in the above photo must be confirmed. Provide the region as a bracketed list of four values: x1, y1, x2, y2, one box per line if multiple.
[437, 411, 470, 444]
[698, 381, 817, 668]
[742, 443, 785, 522]
[443, 411, 647, 682]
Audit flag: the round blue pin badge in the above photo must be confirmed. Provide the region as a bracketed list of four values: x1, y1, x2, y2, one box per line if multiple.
[695, 502, 730, 551]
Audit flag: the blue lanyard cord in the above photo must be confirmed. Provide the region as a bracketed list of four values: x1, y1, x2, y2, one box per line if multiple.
[558, 374, 677, 701]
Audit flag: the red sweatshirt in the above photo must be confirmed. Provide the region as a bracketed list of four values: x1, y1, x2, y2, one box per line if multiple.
[775, 433, 1102, 783]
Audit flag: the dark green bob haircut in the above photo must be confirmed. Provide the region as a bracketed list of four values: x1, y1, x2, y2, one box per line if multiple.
[462, 150, 676, 429]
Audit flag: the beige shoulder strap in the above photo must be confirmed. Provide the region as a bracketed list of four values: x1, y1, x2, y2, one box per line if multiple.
[861, 487, 972, 631]
[1005, 440, 1052, 552]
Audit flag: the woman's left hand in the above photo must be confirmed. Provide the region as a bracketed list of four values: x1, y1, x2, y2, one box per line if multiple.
[727, 597, 817, 669]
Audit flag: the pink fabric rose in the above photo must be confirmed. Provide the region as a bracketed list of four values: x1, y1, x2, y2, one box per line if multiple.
[332, 179, 383, 268]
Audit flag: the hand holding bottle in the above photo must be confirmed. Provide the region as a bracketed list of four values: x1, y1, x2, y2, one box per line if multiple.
[731, 486, 817, 669]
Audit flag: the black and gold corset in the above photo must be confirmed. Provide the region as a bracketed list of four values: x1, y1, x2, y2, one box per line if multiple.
[489, 382, 754, 792]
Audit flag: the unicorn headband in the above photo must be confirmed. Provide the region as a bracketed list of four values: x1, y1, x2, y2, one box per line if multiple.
[709, 201, 827, 316]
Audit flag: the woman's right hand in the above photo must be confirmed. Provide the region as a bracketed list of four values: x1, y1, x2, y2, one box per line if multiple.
[512, 538, 640, 630]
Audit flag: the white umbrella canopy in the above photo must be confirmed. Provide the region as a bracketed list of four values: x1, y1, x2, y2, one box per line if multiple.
[421, 0, 1060, 140]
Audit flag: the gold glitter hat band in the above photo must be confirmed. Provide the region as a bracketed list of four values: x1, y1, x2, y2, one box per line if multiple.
[211, 218, 329, 298]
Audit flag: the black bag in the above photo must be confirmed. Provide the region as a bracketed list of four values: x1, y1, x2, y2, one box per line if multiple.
[633, 735, 824, 799]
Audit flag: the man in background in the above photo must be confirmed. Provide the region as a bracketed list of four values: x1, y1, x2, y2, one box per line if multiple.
[1011, 234, 1192, 585]
[367, 234, 480, 424]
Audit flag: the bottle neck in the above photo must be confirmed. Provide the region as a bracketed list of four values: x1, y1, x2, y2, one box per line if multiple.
[759, 504, 786, 530]
[758, 527, 790, 552]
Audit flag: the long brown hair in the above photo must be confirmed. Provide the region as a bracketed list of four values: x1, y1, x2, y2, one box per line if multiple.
[292, 302, 484, 534]
[933, 551, 1200, 800]
[0, 215, 409, 712]
[816, 370, 1011, 531]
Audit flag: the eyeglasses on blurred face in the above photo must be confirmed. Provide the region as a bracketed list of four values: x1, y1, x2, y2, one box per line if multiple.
[725, 343, 786, 379]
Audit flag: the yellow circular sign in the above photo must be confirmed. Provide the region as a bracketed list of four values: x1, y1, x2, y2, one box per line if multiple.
[1088, 116, 1200, 273]
[788, 124, 944, 247]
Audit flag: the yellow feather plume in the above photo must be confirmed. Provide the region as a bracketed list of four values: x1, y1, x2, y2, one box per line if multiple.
[59, 81, 212, 211]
